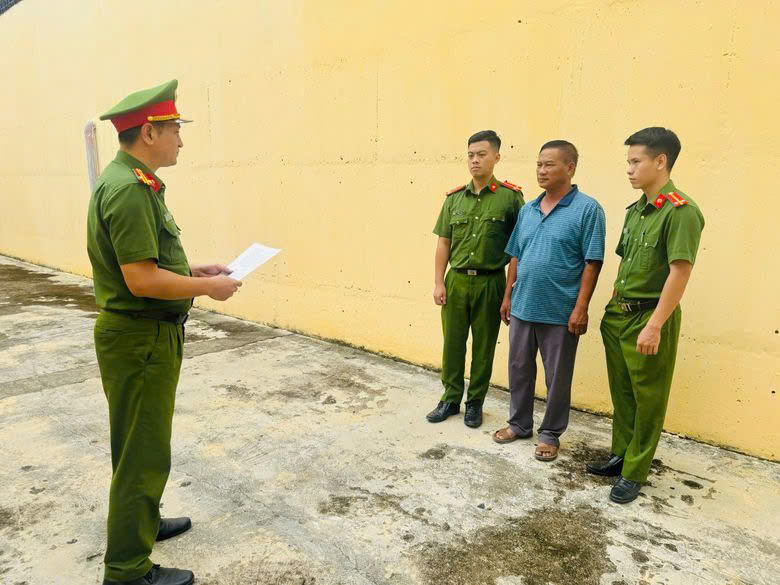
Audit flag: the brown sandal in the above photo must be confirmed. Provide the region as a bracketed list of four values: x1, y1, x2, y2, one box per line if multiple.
[534, 443, 559, 462]
[493, 427, 530, 444]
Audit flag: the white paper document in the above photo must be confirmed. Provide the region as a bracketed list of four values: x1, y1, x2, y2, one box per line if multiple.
[227, 243, 281, 280]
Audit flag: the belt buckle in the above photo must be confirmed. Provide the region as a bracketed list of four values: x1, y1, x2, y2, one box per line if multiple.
[467, 269, 477, 276]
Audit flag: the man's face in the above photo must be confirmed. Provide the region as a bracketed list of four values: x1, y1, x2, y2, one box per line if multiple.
[626, 145, 665, 191]
[467, 141, 500, 179]
[151, 122, 183, 168]
[536, 148, 573, 191]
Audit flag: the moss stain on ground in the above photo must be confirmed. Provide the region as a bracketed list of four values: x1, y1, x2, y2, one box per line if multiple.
[198, 559, 317, 585]
[276, 365, 384, 411]
[550, 442, 614, 490]
[0, 507, 14, 531]
[0, 501, 56, 538]
[415, 504, 616, 585]
[317, 495, 363, 516]
[216, 383, 256, 400]
[318, 487, 438, 527]
[0, 263, 97, 316]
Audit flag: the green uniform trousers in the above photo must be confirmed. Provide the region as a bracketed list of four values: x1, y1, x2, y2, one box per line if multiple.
[94, 310, 184, 582]
[440, 270, 505, 404]
[600, 298, 681, 483]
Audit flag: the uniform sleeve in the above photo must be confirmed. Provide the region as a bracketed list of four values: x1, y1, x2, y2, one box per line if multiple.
[101, 184, 160, 265]
[507, 190, 525, 235]
[514, 190, 525, 211]
[504, 207, 524, 258]
[433, 197, 452, 238]
[582, 202, 606, 262]
[665, 204, 705, 265]
[615, 211, 630, 257]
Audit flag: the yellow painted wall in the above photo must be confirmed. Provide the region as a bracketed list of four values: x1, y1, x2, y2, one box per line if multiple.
[1, 1, 778, 459]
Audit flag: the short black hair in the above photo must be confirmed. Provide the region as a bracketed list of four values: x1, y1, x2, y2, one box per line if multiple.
[468, 130, 501, 151]
[539, 140, 579, 166]
[117, 121, 168, 147]
[624, 127, 681, 170]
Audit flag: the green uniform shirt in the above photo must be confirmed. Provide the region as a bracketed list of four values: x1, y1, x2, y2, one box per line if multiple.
[614, 179, 704, 300]
[433, 176, 524, 270]
[87, 151, 192, 314]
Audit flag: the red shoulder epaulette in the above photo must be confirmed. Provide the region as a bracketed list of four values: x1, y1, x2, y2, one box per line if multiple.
[132, 168, 161, 193]
[666, 191, 688, 207]
[445, 184, 466, 197]
[652, 191, 688, 209]
[501, 180, 522, 192]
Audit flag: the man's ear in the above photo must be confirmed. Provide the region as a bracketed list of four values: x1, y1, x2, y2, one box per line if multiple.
[140, 122, 156, 145]
[495, 152, 501, 163]
[655, 153, 668, 171]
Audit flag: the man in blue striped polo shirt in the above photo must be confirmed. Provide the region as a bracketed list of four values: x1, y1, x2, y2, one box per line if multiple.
[493, 141, 606, 462]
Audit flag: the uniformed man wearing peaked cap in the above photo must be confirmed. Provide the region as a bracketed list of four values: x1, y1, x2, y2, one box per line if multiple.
[88, 80, 242, 585]
[586, 127, 705, 503]
[428, 130, 524, 428]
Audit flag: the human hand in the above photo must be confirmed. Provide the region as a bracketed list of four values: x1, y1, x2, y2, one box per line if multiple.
[208, 275, 242, 301]
[568, 306, 589, 335]
[433, 283, 447, 305]
[500, 297, 512, 325]
[192, 263, 232, 278]
[636, 323, 661, 355]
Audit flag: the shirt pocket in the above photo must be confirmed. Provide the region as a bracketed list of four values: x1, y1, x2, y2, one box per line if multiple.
[639, 232, 660, 270]
[482, 215, 506, 237]
[449, 217, 469, 241]
[482, 216, 509, 260]
[159, 220, 185, 263]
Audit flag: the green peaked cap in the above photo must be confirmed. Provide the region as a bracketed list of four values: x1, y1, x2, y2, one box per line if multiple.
[99, 79, 191, 132]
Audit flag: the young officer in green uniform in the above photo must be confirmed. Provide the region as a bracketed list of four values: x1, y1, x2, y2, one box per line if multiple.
[586, 127, 705, 503]
[428, 130, 524, 428]
[87, 80, 242, 585]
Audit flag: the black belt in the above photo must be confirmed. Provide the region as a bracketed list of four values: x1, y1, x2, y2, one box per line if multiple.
[453, 268, 504, 276]
[104, 308, 189, 324]
[616, 298, 659, 313]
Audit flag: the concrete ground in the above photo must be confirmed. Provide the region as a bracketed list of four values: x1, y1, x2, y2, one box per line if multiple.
[0, 255, 778, 585]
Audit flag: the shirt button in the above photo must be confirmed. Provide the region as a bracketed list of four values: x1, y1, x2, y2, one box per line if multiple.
[471, 252, 474, 255]
[627, 257, 632, 261]
[475, 216, 479, 220]
[640, 216, 645, 220]
[621, 279, 625, 283]
[472, 234, 476, 237]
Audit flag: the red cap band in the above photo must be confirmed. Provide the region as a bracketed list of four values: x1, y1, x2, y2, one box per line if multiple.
[111, 100, 180, 133]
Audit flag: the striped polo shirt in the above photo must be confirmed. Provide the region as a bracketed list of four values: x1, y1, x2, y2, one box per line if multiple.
[505, 185, 606, 325]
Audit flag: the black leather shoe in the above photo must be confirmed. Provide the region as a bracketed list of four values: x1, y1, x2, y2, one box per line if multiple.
[463, 400, 483, 428]
[586, 454, 624, 476]
[156, 517, 192, 541]
[610, 476, 642, 504]
[103, 564, 194, 585]
[426, 401, 460, 422]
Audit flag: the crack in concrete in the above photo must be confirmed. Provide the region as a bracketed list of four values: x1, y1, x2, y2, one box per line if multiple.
[0, 365, 100, 400]
[184, 332, 293, 360]
[0, 333, 294, 401]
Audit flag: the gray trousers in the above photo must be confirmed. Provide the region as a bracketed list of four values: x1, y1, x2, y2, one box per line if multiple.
[507, 317, 579, 447]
